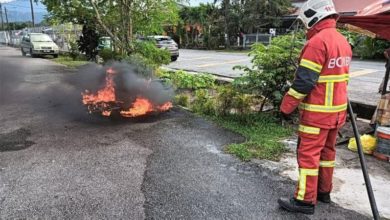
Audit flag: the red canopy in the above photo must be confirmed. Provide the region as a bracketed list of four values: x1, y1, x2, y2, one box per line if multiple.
[338, 0, 390, 40]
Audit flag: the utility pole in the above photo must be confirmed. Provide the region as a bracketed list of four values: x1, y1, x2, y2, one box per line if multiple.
[4, 7, 8, 31]
[0, 4, 4, 31]
[223, 0, 230, 49]
[4, 6, 10, 45]
[29, 0, 35, 27]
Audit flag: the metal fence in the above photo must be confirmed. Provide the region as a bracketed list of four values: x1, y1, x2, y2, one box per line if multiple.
[1, 25, 274, 51]
[243, 33, 272, 49]
[0, 24, 82, 52]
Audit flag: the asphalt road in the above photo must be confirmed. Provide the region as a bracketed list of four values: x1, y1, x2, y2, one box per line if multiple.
[168, 49, 384, 106]
[0, 46, 369, 219]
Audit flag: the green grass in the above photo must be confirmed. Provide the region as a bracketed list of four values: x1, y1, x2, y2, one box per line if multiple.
[52, 55, 90, 68]
[211, 113, 293, 161]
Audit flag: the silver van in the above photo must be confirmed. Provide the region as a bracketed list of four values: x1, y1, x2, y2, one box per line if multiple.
[21, 33, 59, 58]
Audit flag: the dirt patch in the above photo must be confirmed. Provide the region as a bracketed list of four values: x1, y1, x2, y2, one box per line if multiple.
[273, 139, 390, 219]
[0, 128, 35, 152]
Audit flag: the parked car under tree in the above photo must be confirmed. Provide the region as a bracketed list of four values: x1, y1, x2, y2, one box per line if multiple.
[138, 35, 179, 61]
[21, 33, 60, 58]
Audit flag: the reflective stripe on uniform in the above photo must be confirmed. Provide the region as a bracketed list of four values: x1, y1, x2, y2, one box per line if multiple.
[296, 168, 319, 201]
[320, 160, 335, 168]
[325, 82, 334, 106]
[300, 74, 349, 110]
[299, 103, 347, 113]
[318, 74, 349, 83]
[298, 125, 320, 135]
[287, 88, 307, 100]
[300, 59, 323, 73]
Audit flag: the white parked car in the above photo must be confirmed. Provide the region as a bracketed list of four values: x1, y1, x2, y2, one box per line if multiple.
[21, 33, 59, 58]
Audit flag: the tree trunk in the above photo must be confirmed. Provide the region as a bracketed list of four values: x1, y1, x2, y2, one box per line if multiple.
[90, 0, 124, 52]
[260, 97, 268, 112]
[185, 31, 189, 48]
[191, 26, 195, 47]
[120, 0, 134, 54]
[128, 13, 133, 52]
[224, 0, 230, 49]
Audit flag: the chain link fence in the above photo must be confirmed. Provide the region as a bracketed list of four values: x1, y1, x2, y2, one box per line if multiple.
[0, 24, 82, 52]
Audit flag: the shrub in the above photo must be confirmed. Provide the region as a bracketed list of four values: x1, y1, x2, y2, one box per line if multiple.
[233, 33, 304, 111]
[215, 85, 251, 115]
[99, 48, 119, 63]
[155, 69, 173, 79]
[174, 94, 190, 107]
[169, 70, 192, 89]
[133, 41, 171, 67]
[192, 73, 216, 89]
[354, 37, 390, 59]
[339, 29, 390, 59]
[159, 70, 215, 90]
[123, 54, 155, 78]
[69, 41, 80, 61]
[230, 93, 252, 114]
[191, 89, 215, 115]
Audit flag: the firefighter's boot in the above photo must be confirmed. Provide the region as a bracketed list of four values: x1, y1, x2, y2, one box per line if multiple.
[278, 197, 315, 215]
[317, 192, 331, 203]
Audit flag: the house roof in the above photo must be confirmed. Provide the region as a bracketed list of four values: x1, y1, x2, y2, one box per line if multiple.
[291, 0, 379, 15]
[335, 0, 378, 13]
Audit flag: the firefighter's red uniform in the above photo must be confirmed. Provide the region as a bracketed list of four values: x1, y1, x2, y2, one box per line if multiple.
[280, 18, 352, 204]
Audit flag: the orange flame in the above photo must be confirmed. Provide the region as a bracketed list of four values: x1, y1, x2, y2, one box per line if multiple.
[157, 102, 173, 111]
[82, 68, 116, 104]
[120, 97, 154, 117]
[120, 97, 172, 117]
[81, 68, 172, 117]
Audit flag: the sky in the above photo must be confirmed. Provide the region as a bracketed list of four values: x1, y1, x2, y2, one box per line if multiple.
[188, 0, 213, 6]
[0, 0, 214, 23]
[0, 0, 47, 23]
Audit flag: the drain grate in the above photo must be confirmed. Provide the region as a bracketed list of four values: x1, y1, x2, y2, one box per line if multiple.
[0, 128, 35, 152]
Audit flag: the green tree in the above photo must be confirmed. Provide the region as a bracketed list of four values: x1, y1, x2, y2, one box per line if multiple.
[179, 0, 291, 49]
[0, 22, 31, 31]
[179, 3, 215, 48]
[241, 0, 291, 34]
[42, 0, 180, 54]
[77, 21, 100, 60]
[233, 33, 304, 111]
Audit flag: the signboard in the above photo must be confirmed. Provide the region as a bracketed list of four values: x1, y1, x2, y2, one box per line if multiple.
[269, 28, 276, 36]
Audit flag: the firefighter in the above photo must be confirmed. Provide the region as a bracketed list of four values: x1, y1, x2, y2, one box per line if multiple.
[277, 0, 352, 215]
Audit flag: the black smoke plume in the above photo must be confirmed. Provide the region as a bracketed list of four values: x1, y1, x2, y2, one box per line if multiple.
[66, 61, 174, 113]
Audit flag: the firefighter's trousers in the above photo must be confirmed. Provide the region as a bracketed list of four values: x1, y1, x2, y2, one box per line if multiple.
[294, 124, 339, 204]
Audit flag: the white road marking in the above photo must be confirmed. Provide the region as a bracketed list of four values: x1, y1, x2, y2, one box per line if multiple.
[196, 58, 249, 68]
[179, 57, 212, 61]
[350, 69, 378, 78]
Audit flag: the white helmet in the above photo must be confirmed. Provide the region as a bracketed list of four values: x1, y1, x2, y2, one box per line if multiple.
[298, 0, 338, 29]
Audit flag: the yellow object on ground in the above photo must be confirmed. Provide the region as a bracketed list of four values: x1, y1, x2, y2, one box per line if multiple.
[348, 135, 377, 155]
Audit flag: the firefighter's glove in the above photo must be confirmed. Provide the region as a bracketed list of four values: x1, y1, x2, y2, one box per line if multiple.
[280, 112, 293, 126]
[282, 112, 292, 121]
